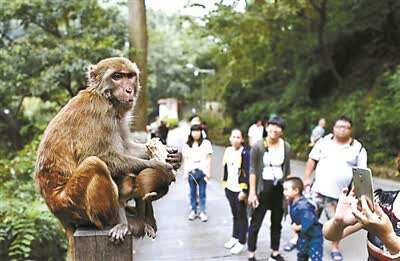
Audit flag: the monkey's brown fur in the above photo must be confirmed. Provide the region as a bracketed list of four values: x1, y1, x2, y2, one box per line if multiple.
[35, 57, 172, 259]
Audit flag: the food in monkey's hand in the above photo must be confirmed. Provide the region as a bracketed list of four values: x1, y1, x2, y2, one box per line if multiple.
[133, 138, 176, 201]
[146, 138, 177, 175]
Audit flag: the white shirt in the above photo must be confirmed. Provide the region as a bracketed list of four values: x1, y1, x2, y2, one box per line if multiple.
[248, 124, 264, 146]
[182, 139, 213, 174]
[310, 134, 368, 199]
[262, 139, 285, 182]
[224, 146, 243, 192]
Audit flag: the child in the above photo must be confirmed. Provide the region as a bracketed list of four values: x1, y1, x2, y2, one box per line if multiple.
[283, 177, 323, 261]
[222, 129, 250, 254]
[182, 124, 213, 222]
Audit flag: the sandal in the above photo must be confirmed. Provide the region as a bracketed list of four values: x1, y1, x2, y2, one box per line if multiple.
[283, 242, 296, 252]
[330, 251, 343, 261]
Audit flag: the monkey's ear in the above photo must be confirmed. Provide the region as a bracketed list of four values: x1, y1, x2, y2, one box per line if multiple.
[86, 64, 98, 86]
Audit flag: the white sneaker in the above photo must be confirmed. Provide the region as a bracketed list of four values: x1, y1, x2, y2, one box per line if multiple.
[230, 242, 245, 254]
[199, 212, 208, 222]
[188, 210, 197, 221]
[224, 238, 238, 249]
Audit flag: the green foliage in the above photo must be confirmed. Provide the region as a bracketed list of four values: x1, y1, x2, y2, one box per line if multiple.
[147, 10, 208, 118]
[195, 0, 400, 171]
[0, 136, 66, 260]
[199, 111, 232, 146]
[0, 1, 133, 259]
[363, 66, 400, 165]
[0, 0, 128, 154]
[164, 118, 178, 129]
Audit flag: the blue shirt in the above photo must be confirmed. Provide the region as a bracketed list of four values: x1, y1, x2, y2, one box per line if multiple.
[289, 195, 322, 238]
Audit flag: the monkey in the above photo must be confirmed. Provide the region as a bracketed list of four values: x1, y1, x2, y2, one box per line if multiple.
[116, 138, 178, 239]
[34, 57, 181, 259]
[117, 166, 176, 238]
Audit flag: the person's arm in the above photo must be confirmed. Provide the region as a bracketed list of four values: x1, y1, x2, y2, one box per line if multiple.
[239, 148, 250, 195]
[284, 142, 291, 176]
[248, 144, 260, 208]
[352, 196, 400, 254]
[380, 233, 400, 254]
[181, 145, 189, 179]
[323, 188, 362, 241]
[204, 140, 213, 179]
[323, 217, 364, 241]
[303, 159, 316, 189]
[205, 154, 212, 178]
[248, 173, 259, 208]
[304, 140, 321, 188]
[357, 147, 368, 168]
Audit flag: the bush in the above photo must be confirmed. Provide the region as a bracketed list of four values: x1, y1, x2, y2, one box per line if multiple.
[0, 137, 66, 261]
[164, 118, 179, 129]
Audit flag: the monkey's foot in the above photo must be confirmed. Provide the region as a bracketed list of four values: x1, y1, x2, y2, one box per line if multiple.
[109, 223, 130, 243]
[144, 223, 156, 239]
[143, 192, 158, 200]
[128, 217, 146, 238]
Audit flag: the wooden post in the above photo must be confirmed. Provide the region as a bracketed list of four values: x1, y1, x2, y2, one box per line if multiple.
[74, 228, 133, 261]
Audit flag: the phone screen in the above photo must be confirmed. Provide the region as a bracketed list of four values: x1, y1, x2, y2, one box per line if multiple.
[352, 167, 374, 203]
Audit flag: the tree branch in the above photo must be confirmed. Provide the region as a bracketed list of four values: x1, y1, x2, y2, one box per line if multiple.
[14, 93, 31, 118]
[309, 0, 321, 12]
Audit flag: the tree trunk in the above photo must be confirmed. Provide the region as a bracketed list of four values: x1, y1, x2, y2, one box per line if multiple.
[310, 0, 343, 84]
[128, 0, 148, 132]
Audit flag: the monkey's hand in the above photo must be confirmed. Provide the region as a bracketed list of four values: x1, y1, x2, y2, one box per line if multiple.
[166, 147, 182, 170]
[109, 223, 130, 243]
[149, 158, 173, 173]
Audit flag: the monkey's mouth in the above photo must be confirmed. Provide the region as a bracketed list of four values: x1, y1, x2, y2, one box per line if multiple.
[128, 98, 134, 103]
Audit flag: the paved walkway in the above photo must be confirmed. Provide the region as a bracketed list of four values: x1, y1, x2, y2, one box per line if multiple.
[132, 123, 399, 260]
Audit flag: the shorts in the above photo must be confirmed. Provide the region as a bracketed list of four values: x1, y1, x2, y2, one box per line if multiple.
[312, 193, 338, 220]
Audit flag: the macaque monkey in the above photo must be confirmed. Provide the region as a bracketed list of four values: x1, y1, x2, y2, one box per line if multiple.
[35, 57, 181, 259]
[118, 138, 178, 238]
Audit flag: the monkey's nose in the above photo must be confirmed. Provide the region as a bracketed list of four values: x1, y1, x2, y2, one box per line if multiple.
[125, 88, 132, 94]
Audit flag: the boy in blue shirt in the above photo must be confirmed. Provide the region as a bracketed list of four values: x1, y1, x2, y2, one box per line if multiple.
[283, 177, 323, 261]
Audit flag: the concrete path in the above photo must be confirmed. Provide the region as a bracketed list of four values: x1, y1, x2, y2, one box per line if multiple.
[132, 123, 399, 260]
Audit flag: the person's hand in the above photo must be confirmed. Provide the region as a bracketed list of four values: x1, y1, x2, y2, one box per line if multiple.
[352, 195, 394, 240]
[238, 191, 247, 201]
[166, 147, 182, 170]
[303, 179, 312, 193]
[248, 192, 259, 208]
[334, 188, 359, 226]
[291, 223, 302, 233]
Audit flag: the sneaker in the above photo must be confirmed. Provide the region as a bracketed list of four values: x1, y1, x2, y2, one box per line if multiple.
[188, 210, 197, 221]
[330, 251, 343, 261]
[283, 242, 296, 252]
[199, 212, 208, 222]
[230, 242, 245, 254]
[269, 253, 285, 261]
[224, 238, 238, 249]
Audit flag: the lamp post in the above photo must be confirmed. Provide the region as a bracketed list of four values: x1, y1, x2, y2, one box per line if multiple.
[186, 63, 215, 111]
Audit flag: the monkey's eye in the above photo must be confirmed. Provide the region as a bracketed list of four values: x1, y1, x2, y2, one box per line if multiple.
[111, 72, 123, 80]
[127, 72, 136, 79]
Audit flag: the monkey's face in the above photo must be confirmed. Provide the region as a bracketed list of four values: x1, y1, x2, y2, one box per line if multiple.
[109, 70, 138, 106]
[88, 57, 141, 109]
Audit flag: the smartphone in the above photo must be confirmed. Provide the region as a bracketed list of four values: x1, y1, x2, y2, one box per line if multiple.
[352, 167, 374, 202]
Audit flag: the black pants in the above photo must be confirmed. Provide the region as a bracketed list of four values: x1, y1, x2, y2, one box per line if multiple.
[247, 180, 284, 252]
[225, 188, 248, 244]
